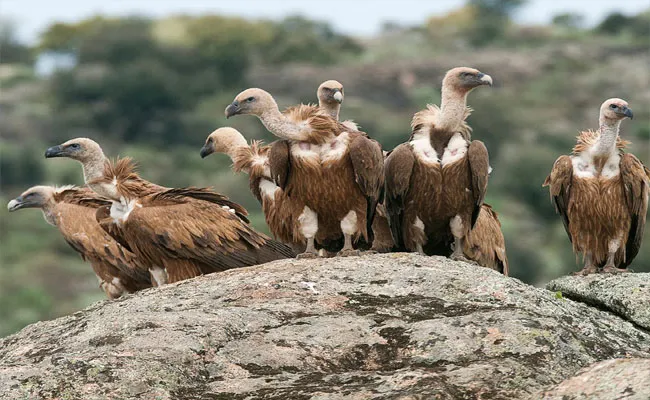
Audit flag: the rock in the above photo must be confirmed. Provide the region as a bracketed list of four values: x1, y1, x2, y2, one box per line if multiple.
[547, 273, 650, 330]
[1, 254, 649, 399]
[542, 358, 650, 400]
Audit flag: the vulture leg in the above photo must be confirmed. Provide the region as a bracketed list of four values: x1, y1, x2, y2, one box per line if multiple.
[297, 206, 320, 259]
[337, 210, 361, 257]
[602, 237, 630, 274]
[574, 252, 598, 276]
[149, 266, 168, 286]
[449, 215, 471, 263]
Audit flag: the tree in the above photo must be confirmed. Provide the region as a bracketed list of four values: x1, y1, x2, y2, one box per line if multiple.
[552, 13, 585, 30]
[0, 19, 33, 65]
[467, 0, 526, 46]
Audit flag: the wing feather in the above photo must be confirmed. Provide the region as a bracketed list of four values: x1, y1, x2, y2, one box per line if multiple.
[467, 140, 490, 228]
[620, 153, 649, 267]
[384, 143, 416, 250]
[269, 140, 292, 191]
[543, 155, 574, 243]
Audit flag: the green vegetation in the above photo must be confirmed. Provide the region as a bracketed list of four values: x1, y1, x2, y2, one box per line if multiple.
[1, 1, 649, 337]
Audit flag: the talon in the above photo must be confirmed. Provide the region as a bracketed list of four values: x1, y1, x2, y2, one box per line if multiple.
[574, 265, 598, 276]
[601, 265, 630, 274]
[296, 252, 320, 259]
[337, 249, 361, 257]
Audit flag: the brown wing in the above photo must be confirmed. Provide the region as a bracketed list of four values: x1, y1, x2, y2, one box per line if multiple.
[620, 153, 649, 267]
[465, 204, 509, 276]
[543, 155, 573, 243]
[349, 134, 385, 245]
[122, 192, 295, 275]
[150, 187, 249, 223]
[467, 140, 490, 228]
[55, 201, 151, 289]
[384, 143, 416, 250]
[269, 140, 292, 191]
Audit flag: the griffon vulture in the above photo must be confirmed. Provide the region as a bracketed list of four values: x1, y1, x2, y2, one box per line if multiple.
[316, 79, 394, 253]
[7, 185, 151, 298]
[384, 67, 508, 274]
[200, 127, 307, 253]
[225, 89, 384, 257]
[45, 138, 296, 284]
[543, 98, 648, 275]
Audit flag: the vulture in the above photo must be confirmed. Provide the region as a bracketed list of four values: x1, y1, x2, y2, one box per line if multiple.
[317, 80, 394, 253]
[7, 185, 151, 298]
[384, 67, 509, 274]
[200, 127, 307, 253]
[543, 98, 649, 275]
[44, 138, 296, 284]
[225, 88, 385, 257]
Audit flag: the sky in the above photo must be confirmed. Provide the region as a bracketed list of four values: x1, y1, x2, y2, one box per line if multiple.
[1, 0, 649, 43]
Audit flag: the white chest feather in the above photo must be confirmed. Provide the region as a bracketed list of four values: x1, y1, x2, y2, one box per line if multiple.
[410, 136, 439, 165]
[441, 132, 468, 166]
[259, 179, 280, 200]
[110, 198, 141, 224]
[571, 145, 620, 179]
[291, 142, 321, 161]
[321, 132, 351, 163]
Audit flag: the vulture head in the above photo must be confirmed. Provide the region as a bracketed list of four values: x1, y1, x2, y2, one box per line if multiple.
[7, 185, 56, 212]
[200, 127, 248, 158]
[600, 98, 633, 122]
[45, 138, 104, 162]
[318, 80, 344, 106]
[225, 88, 277, 119]
[443, 67, 493, 93]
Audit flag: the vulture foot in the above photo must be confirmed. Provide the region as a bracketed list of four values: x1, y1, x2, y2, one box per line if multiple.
[573, 265, 598, 276]
[337, 249, 361, 257]
[450, 253, 472, 264]
[297, 252, 320, 260]
[601, 265, 631, 274]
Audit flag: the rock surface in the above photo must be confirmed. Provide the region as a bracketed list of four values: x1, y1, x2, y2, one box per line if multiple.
[1, 253, 649, 400]
[542, 358, 650, 400]
[547, 273, 650, 330]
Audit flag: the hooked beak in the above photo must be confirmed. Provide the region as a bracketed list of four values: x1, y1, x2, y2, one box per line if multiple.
[623, 107, 634, 120]
[45, 145, 65, 158]
[200, 143, 214, 159]
[7, 196, 25, 212]
[477, 73, 493, 86]
[225, 102, 241, 119]
[332, 90, 343, 103]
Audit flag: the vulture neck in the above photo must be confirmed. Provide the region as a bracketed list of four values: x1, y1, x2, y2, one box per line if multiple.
[321, 102, 340, 120]
[41, 202, 58, 227]
[437, 88, 469, 132]
[260, 108, 312, 142]
[81, 152, 108, 184]
[596, 118, 621, 155]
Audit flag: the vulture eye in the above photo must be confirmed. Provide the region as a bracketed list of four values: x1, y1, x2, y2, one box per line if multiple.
[246, 97, 255, 103]
[610, 104, 617, 109]
[70, 143, 80, 149]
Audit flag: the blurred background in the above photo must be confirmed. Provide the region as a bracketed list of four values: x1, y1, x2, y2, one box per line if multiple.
[1, 0, 648, 337]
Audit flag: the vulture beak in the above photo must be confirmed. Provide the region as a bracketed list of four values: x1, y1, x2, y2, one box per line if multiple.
[225, 101, 241, 119]
[200, 143, 214, 159]
[623, 107, 634, 119]
[7, 196, 25, 212]
[44, 145, 65, 158]
[332, 90, 343, 103]
[477, 73, 493, 86]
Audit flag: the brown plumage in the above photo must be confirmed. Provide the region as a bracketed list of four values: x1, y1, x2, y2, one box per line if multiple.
[7, 185, 151, 298]
[46, 137, 296, 284]
[385, 67, 507, 273]
[463, 204, 509, 275]
[200, 127, 306, 253]
[226, 88, 385, 257]
[544, 98, 647, 275]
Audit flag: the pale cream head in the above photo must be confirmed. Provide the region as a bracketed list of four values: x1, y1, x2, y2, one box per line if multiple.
[442, 67, 493, 93]
[225, 88, 278, 118]
[600, 98, 633, 123]
[7, 185, 56, 211]
[200, 127, 248, 158]
[318, 80, 344, 105]
[44, 137, 105, 162]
